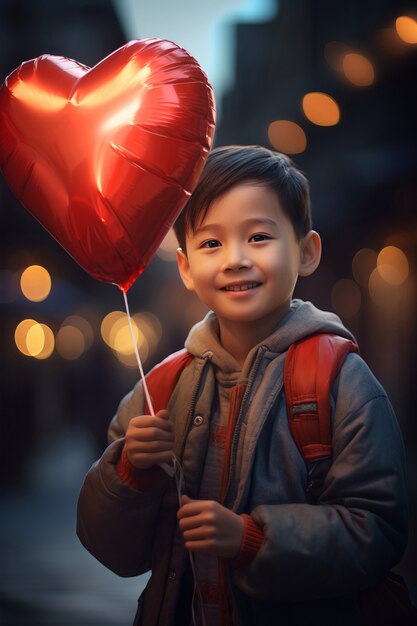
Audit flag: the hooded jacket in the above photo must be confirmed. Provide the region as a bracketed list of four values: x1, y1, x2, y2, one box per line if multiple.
[77, 300, 408, 626]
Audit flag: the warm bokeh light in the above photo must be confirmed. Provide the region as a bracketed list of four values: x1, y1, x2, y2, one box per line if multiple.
[331, 279, 361, 319]
[56, 325, 86, 360]
[62, 315, 94, 349]
[115, 337, 150, 368]
[101, 311, 125, 347]
[101, 310, 161, 366]
[395, 16, 417, 44]
[102, 312, 141, 352]
[376, 246, 409, 285]
[15, 320, 55, 359]
[20, 265, 52, 302]
[133, 312, 162, 353]
[267, 120, 307, 154]
[113, 321, 143, 355]
[301, 92, 340, 126]
[34, 324, 55, 359]
[352, 248, 378, 287]
[139, 312, 162, 341]
[342, 53, 375, 86]
[15, 319, 37, 356]
[368, 267, 400, 307]
[26, 323, 45, 356]
[157, 229, 179, 261]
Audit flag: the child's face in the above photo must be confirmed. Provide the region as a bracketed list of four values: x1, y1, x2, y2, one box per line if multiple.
[177, 182, 316, 330]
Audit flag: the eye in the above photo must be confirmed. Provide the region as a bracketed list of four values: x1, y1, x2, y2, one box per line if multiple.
[201, 239, 221, 248]
[249, 233, 271, 242]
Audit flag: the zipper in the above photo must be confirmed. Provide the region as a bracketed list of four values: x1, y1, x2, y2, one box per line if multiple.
[178, 353, 212, 463]
[223, 346, 267, 508]
[158, 354, 211, 626]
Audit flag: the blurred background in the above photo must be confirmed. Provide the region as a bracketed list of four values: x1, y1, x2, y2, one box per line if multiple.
[0, 0, 416, 623]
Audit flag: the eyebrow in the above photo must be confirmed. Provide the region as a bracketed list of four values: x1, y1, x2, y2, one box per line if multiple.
[194, 217, 278, 236]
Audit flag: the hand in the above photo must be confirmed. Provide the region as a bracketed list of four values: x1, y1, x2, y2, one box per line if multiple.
[125, 409, 174, 470]
[177, 495, 244, 558]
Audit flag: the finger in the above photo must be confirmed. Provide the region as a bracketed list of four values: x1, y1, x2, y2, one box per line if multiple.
[130, 428, 174, 444]
[178, 513, 206, 531]
[129, 426, 174, 442]
[130, 415, 173, 432]
[182, 526, 213, 541]
[178, 499, 219, 521]
[129, 440, 173, 453]
[184, 539, 216, 554]
[177, 501, 207, 520]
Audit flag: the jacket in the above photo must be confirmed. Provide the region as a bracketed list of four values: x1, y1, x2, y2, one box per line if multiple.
[77, 299, 408, 626]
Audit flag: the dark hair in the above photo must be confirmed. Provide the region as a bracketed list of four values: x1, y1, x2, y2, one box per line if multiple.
[173, 145, 312, 252]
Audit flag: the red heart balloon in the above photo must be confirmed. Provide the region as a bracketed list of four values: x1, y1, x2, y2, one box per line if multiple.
[0, 39, 215, 292]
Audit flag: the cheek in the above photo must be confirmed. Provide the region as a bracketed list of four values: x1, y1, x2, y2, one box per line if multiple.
[264, 249, 299, 283]
[190, 267, 213, 290]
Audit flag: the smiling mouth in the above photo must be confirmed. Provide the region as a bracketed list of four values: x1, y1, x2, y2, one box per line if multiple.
[222, 282, 261, 292]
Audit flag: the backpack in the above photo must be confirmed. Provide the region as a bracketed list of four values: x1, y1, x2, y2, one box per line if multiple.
[145, 332, 357, 464]
[145, 333, 416, 625]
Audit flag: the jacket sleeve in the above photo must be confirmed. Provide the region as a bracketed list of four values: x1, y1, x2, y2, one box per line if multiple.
[76, 380, 171, 577]
[232, 354, 409, 601]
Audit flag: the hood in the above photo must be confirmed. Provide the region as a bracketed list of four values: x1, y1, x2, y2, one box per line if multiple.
[184, 299, 357, 375]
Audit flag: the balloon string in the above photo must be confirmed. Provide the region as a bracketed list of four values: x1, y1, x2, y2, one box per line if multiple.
[122, 289, 173, 477]
[122, 289, 205, 626]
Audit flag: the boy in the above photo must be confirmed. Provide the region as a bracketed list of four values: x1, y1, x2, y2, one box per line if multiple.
[77, 145, 408, 626]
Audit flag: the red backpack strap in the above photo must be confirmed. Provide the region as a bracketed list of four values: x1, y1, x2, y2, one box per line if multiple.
[144, 348, 193, 414]
[284, 334, 358, 463]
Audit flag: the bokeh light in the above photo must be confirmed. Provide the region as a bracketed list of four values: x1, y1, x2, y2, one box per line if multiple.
[15, 319, 54, 358]
[133, 312, 162, 354]
[56, 326, 86, 360]
[101, 311, 125, 347]
[34, 324, 55, 360]
[26, 323, 45, 356]
[100, 311, 157, 367]
[15, 319, 38, 356]
[301, 92, 340, 126]
[395, 16, 417, 44]
[352, 248, 378, 287]
[331, 279, 361, 319]
[342, 53, 375, 86]
[368, 267, 398, 307]
[112, 320, 143, 355]
[376, 246, 409, 285]
[115, 339, 149, 368]
[20, 265, 51, 302]
[62, 315, 94, 350]
[267, 120, 307, 154]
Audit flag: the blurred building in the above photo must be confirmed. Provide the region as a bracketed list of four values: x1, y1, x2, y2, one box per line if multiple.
[215, 0, 417, 410]
[216, 0, 417, 596]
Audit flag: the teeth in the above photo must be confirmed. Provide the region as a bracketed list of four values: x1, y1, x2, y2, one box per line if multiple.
[224, 283, 259, 292]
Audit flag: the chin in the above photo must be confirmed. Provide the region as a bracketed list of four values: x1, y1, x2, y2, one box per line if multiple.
[221, 311, 268, 324]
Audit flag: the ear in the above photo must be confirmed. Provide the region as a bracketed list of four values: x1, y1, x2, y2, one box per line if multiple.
[176, 248, 196, 292]
[299, 230, 321, 277]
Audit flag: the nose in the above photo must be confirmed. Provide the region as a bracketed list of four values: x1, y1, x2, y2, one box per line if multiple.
[222, 242, 252, 272]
